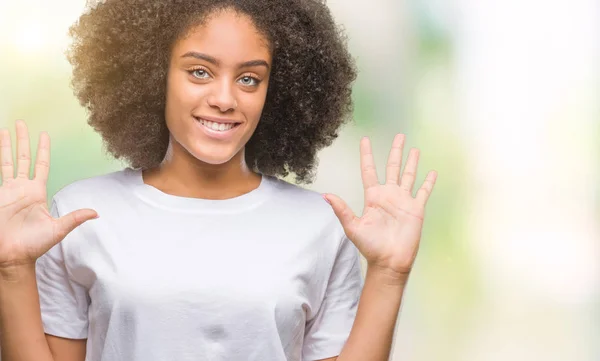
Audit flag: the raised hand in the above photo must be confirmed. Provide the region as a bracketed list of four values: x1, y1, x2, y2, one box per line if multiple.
[323, 134, 437, 280]
[0, 120, 98, 270]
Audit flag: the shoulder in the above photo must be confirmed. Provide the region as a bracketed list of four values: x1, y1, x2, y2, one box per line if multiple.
[268, 176, 335, 214]
[51, 167, 131, 213]
[266, 176, 346, 240]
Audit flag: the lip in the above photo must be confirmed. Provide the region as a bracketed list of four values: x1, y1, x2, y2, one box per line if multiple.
[194, 117, 242, 141]
[194, 115, 242, 124]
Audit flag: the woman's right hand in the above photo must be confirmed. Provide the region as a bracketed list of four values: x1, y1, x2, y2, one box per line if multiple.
[0, 120, 98, 270]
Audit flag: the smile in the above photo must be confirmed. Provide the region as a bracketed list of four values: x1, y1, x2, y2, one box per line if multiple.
[195, 117, 241, 132]
[194, 117, 243, 140]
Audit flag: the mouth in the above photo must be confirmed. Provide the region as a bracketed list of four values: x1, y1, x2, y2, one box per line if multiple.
[194, 117, 242, 132]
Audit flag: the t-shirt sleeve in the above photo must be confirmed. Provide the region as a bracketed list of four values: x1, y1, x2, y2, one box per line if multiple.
[35, 197, 89, 339]
[302, 232, 365, 361]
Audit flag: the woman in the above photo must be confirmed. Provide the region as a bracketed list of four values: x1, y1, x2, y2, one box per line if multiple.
[0, 1, 437, 360]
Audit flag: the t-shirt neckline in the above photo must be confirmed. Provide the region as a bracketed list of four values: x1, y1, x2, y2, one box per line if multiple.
[125, 167, 275, 214]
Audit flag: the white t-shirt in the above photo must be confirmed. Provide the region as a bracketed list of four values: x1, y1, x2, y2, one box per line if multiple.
[35, 167, 364, 361]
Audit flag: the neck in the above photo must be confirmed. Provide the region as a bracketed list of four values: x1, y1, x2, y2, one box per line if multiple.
[142, 139, 261, 200]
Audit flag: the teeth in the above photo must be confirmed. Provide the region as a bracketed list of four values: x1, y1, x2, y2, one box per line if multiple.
[198, 119, 236, 132]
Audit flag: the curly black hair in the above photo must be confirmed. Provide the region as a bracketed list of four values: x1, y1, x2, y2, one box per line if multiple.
[67, 0, 357, 184]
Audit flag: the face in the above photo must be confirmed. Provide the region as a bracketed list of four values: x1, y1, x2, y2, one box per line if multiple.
[164, 9, 272, 167]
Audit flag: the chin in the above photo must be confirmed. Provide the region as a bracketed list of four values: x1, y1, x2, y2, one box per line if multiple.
[170, 126, 250, 166]
[189, 147, 241, 166]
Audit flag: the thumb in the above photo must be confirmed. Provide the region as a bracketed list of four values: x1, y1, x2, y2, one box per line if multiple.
[322, 193, 357, 236]
[51, 208, 98, 246]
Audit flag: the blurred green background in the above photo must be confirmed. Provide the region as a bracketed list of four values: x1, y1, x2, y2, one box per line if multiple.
[1, 0, 598, 360]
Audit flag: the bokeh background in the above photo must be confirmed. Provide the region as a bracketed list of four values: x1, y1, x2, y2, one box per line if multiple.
[1, 0, 599, 360]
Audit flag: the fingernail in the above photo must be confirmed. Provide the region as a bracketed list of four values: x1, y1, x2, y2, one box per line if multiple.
[322, 194, 331, 204]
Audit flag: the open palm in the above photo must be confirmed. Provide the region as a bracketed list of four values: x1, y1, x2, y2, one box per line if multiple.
[0, 120, 97, 269]
[324, 134, 437, 278]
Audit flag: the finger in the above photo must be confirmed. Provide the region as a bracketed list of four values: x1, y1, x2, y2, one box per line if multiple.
[385, 133, 405, 185]
[50, 209, 98, 250]
[34, 132, 51, 183]
[0, 128, 14, 183]
[15, 120, 31, 179]
[416, 170, 437, 205]
[399, 148, 419, 193]
[323, 193, 358, 238]
[360, 137, 379, 190]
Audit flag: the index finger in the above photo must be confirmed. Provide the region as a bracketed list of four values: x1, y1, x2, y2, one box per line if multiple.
[360, 137, 379, 189]
[34, 132, 51, 184]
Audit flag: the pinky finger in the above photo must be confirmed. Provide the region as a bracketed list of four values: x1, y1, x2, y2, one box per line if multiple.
[415, 170, 437, 206]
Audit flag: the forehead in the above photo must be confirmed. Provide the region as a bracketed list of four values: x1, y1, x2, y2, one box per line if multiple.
[172, 10, 272, 64]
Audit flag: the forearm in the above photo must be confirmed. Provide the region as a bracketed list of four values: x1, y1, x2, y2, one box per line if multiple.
[337, 266, 407, 361]
[0, 265, 54, 361]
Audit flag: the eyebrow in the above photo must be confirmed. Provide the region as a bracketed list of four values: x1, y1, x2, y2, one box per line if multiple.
[181, 51, 270, 70]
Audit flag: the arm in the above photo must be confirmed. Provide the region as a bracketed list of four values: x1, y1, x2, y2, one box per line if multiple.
[0, 265, 86, 361]
[335, 266, 405, 361]
[0, 264, 55, 361]
[46, 335, 86, 361]
[314, 266, 404, 361]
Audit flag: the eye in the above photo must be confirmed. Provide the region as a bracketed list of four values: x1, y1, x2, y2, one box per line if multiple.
[189, 68, 210, 79]
[238, 75, 260, 87]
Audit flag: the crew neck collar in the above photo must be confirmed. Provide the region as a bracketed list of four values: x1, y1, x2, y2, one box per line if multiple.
[125, 167, 276, 214]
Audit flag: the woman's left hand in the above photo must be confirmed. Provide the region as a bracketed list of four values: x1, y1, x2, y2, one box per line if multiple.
[323, 134, 437, 282]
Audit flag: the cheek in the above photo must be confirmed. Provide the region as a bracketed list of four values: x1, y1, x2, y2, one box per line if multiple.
[239, 89, 268, 120]
[166, 73, 206, 107]
[165, 75, 192, 129]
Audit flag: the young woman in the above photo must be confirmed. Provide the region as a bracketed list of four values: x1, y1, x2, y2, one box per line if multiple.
[0, 1, 437, 360]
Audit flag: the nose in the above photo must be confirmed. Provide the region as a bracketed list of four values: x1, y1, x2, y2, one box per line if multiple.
[206, 80, 237, 112]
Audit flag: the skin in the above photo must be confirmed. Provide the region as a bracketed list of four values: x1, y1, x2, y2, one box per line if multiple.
[143, 9, 271, 200]
[324, 136, 437, 361]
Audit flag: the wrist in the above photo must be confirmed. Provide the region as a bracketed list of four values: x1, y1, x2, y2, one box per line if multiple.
[366, 263, 411, 287]
[0, 262, 36, 283]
